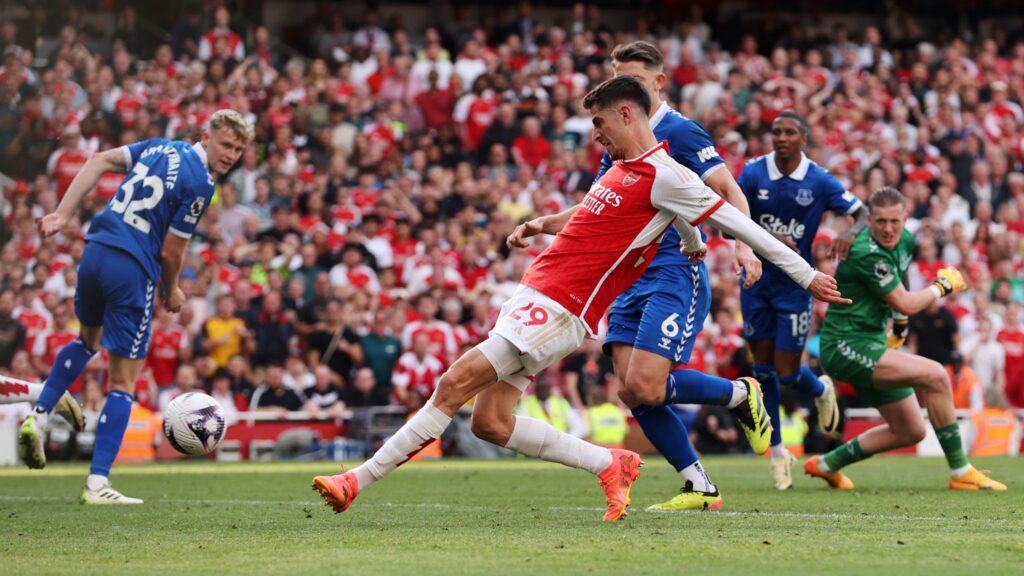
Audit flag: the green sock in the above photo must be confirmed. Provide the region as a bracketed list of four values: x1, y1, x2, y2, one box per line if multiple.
[823, 438, 871, 472]
[935, 422, 970, 470]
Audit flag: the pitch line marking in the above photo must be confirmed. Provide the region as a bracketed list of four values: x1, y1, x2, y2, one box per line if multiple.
[0, 494, 1000, 524]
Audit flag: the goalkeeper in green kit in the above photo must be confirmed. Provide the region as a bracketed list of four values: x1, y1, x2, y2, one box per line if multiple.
[806, 188, 1006, 491]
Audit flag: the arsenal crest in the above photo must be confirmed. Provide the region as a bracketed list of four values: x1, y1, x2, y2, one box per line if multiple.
[622, 172, 640, 187]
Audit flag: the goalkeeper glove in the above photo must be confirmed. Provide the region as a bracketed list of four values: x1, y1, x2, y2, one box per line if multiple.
[931, 267, 966, 297]
[886, 312, 909, 349]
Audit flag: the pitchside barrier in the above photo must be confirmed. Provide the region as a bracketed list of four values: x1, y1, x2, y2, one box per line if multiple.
[0, 406, 1020, 466]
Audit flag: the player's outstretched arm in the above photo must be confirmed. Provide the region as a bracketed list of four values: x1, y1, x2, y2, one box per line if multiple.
[882, 267, 967, 316]
[37, 148, 128, 237]
[700, 201, 851, 304]
[507, 205, 579, 248]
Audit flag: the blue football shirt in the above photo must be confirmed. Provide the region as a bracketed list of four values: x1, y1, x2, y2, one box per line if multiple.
[86, 139, 216, 281]
[738, 151, 862, 292]
[596, 102, 724, 270]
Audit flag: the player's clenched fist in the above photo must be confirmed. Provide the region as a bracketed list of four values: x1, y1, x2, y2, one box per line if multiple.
[164, 287, 186, 313]
[932, 267, 966, 297]
[807, 272, 852, 305]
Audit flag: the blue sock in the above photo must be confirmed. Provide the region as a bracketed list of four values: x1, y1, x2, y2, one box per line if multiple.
[35, 338, 97, 413]
[798, 365, 826, 397]
[753, 363, 783, 447]
[632, 404, 698, 471]
[90, 390, 134, 478]
[664, 369, 734, 405]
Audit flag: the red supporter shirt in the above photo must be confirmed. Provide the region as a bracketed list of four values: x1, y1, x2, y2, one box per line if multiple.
[401, 320, 457, 361]
[711, 332, 745, 381]
[115, 95, 145, 129]
[520, 142, 724, 334]
[391, 351, 445, 402]
[512, 134, 552, 169]
[998, 327, 1024, 407]
[465, 96, 496, 151]
[147, 325, 188, 386]
[15, 308, 49, 354]
[33, 328, 79, 392]
[97, 171, 123, 200]
[33, 328, 77, 367]
[48, 147, 90, 200]
[462, 318, 496, 346]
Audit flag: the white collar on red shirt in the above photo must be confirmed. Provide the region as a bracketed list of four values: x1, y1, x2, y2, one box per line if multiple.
[623, 140, 669, 163]
[766, 151, 811, 181]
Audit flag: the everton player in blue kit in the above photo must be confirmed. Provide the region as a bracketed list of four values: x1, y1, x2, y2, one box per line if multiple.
[21, 110, 252, 503]
[510, 42, 775, 511]
[738, 111, 868, 490]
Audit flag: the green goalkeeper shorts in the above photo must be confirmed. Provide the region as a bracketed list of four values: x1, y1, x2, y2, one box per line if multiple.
[819, 333, 914, 407]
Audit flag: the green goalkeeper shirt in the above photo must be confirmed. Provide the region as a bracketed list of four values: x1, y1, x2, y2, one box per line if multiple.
[821, 228, 914, 338]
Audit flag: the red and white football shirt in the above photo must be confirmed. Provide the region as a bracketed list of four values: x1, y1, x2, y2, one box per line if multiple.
[391, 351, 445, 401]
[47, 147, 90, 200]
[147, 324, 189, 387]
[521, 141, 723, 333]
[401, 320, 457, 361]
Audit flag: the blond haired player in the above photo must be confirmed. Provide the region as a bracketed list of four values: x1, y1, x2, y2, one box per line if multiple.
[22, 110, 253, 503]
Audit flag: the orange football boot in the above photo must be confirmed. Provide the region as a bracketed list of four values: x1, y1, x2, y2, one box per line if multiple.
[598, 449, 643, 521]
[313, 471, 360, 513]
[949, 468, 1007, 491]
[804, 456, 854, 490]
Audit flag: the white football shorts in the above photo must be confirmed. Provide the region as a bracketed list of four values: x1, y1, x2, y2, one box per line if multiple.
[478, 285, 587, 391]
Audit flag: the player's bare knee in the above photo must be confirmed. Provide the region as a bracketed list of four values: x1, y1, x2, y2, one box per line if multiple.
[617, 387, 641, 409]
[902, 421, 928, 445]
[470, 411, 512, 445]
[433, 367, 474, 412]
[921, 362, 951, 395]
[623, 376, 664, 406]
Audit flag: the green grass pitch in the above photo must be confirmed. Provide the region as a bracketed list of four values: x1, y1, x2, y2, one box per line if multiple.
[1, 456, 1021, 575]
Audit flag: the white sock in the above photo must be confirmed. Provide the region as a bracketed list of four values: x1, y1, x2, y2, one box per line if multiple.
[86, 474, 108, 491]
[818, 377, 833, 398]
[680, 461, 715, 493]
[950, 464, 972, 479]
[770, 444, 789, 458]
[816, 457, 833, 473]
[353, 401, 452, 490]
[726, 381, 747, 409]
[505, 416, 613, 475]
[0, 380, 42, 404]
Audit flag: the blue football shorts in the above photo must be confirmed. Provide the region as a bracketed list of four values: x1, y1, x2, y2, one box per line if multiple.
[604, 263, 711, 365]
[75, 242, 157, 360]
[740, 282, 813, 353]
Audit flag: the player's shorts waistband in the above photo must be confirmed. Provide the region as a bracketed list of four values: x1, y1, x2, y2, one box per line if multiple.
[84, 240, 154, 281]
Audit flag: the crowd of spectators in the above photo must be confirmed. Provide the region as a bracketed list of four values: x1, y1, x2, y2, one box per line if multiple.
[0, 1, 1023, 449]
